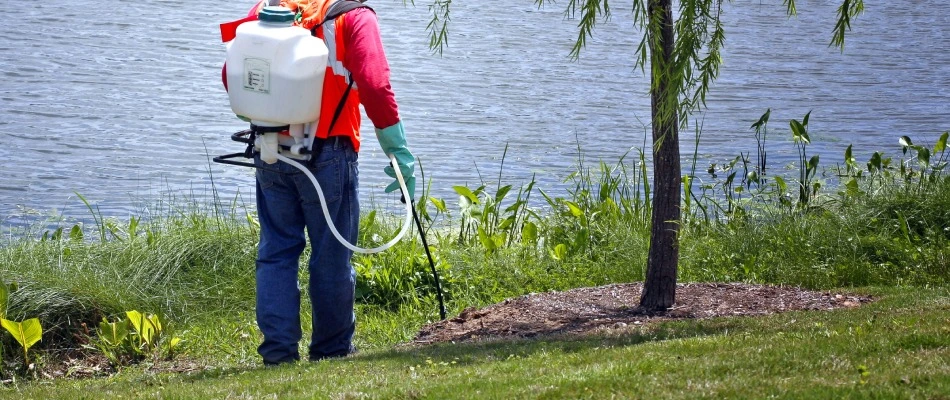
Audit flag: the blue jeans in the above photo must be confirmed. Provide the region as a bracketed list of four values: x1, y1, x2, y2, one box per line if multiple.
[254, 137, 359, 364]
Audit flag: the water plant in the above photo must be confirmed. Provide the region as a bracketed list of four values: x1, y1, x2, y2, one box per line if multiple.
[790, 111, 820, 206]
[1, 318, 42, 367]
[92, 310, 181, 367]
[450, 165, 538, 253]
[751, 108, 771, 177]
[0, 277, 42, 369]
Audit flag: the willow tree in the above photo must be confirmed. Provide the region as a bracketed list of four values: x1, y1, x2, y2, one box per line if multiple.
[428, 0, 865, 310]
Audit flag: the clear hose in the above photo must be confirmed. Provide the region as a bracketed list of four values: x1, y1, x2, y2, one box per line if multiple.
[265, 139, 413, 254]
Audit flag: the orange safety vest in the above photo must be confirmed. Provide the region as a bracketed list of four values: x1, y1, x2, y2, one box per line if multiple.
[250, 0, 368, 152]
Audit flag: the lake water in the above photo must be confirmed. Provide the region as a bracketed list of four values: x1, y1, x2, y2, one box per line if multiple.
[1, 0, 948, 232]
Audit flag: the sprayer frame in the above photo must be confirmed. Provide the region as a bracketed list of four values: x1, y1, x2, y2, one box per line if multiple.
[212, 126, 324, 173]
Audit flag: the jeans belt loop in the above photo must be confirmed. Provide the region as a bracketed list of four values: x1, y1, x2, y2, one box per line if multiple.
[329, 135, 344, 150]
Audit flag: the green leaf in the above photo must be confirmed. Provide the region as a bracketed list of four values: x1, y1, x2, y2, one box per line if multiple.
[126, 310, 158, 347]
[364, 211, 378, 228]
[916, 147, 931, 167]
[128, 216, 139, 239]
[868, 152, 883, 172]
[899, 136, 913, 148]
[477, 227, 496, 251]
[494, 185, 512, 203]
[147, 314, 163, 333]
[774, 176, 788, 193]
[69, 224, 84, 241]
[246, 212, 260, 230]
[790, 120, 809, 143]
[521, 221, 538, 244]
[2, 318, 42, 352]
[538, 189, 559, 209]
[844, 144, 854, 164]
[167, 337, 182, 351]
[725, 171, 737, 186]
[126, 310, 144, 333]
[564, 201, 584, 218]
[98, 317, 129, 347]
[808, 154, 821, 170]
[492, 232, 507, 249]
[934, 131, 948, 154]
[746, 171, 758, 184]
[751, 108, 771, 129]
[453, 186, 479, 204]
[429, 197, 447, 213]
[549, 244, 568, 261]
[574, 229, 589, 252]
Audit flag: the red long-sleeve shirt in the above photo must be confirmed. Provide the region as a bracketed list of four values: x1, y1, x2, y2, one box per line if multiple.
[342, 7, 400, 129]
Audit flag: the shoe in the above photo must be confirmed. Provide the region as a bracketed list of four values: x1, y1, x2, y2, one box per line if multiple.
[263, 357, 298, 368]
[309, 345, 357, 362]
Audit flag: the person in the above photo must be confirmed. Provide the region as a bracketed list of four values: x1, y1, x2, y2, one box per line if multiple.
[223, 0, 417, 365]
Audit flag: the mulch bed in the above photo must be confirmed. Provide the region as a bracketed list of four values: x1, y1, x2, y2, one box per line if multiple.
[413, 282, 873, 345]
[29, 283, 873, 379]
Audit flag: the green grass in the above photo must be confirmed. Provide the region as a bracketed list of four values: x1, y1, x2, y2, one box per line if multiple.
[0, 212, 257, 345]
[3, 286, 947, 399]
[0, 133, 948, 397]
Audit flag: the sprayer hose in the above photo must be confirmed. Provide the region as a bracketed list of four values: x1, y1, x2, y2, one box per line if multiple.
[270, 146, 413, 254]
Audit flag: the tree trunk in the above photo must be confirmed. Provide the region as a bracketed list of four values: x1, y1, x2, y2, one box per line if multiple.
[639, 0, 680, 311]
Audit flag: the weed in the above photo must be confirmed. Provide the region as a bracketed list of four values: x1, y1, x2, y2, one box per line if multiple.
[91, 311, 181, 367]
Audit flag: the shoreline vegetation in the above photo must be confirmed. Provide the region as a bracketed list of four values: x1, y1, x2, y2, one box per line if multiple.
[0, 128, 947, 397]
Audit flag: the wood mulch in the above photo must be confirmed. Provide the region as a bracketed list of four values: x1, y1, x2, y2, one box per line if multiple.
[30, 283, 872, 379]
[412, 282, 873, 345]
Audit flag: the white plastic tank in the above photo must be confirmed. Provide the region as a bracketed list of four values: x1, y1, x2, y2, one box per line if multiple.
[226, 6, 329, 127]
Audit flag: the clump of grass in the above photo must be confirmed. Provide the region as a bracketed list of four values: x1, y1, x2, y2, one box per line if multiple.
[676, 130, 949, 289]
[0, 201, 258, 354]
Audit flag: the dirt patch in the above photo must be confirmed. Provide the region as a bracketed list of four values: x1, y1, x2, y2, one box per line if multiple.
[27, 350, 205, 381]
[413, 283, 872, 345]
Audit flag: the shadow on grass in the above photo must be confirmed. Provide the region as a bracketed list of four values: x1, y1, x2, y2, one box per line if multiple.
[359, 316, 752, 366]
[176, 286, 946, 384]
[176, 316, 749, 383]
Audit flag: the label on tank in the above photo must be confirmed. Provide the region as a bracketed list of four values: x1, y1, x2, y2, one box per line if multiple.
[243, 58, 270, 94]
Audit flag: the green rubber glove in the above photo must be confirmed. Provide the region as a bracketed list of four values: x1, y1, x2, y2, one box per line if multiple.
[375, 121, 416, 201]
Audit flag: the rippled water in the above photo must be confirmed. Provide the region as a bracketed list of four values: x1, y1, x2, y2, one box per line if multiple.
[1, 0, 948, 231]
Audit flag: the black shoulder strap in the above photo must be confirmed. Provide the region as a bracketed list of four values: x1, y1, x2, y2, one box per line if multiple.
[325, 0, 373, 23]
[324, 74, 353, 139]
[308, 0, 372, 151]
[310, 0, 374, 35]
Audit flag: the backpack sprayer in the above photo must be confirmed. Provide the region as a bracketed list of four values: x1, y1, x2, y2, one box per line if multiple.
[214, 5, 446, 319]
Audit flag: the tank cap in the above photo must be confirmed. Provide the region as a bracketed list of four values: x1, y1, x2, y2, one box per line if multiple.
[259, 6, 295, 24]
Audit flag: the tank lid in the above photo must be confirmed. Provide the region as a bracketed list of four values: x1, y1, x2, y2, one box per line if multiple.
[259, 6, 295, 23]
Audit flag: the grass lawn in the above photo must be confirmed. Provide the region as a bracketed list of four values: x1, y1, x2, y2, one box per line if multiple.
[2, 137, 948, 398]
[7, 285, 947, 399]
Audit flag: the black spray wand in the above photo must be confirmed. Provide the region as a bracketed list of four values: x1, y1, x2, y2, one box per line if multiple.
[408, 197, 447, 320]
